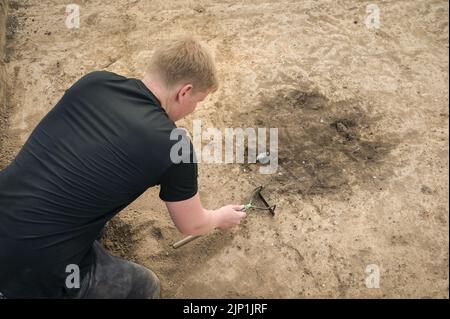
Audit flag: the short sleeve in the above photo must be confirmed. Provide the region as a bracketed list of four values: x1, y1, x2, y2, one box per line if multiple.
[159, 127, 198, 202]
[159, 161, 198, 202]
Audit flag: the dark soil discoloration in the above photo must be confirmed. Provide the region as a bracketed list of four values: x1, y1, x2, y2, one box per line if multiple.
[288, 91, 328, 111]
[232, 88, 395, 196]
[101, 217, 137, 260]
[6, 15, 17, 40]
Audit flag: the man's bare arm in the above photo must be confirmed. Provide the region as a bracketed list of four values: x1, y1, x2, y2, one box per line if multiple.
[165, 193, 246, 236]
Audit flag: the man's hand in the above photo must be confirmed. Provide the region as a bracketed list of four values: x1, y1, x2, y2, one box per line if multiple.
[213, 205, 246, 230]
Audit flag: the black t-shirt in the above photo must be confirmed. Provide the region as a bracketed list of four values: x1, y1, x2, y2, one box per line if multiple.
[0, 71, 198, 298]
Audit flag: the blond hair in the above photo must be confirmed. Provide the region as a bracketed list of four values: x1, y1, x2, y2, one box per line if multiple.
[146, 37, 218, 93]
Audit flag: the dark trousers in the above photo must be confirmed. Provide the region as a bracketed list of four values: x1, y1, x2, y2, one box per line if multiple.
[65, 241, 160, 299]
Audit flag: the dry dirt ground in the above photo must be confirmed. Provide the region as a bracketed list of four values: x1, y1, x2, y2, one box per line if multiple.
[0, 0, 448, 298]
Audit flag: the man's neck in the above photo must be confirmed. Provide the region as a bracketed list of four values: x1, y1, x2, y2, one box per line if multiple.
[141, 74, 171, 115]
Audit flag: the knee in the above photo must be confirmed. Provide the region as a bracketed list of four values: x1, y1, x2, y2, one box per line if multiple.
[146, 269, 161, 299]
[131, 266, 161, 299]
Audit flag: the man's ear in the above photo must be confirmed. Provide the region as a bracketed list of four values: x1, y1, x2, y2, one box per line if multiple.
[178, 84, 193, 100]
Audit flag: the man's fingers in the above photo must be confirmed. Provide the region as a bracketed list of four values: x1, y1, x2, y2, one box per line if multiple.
[232, 204, 245, 211]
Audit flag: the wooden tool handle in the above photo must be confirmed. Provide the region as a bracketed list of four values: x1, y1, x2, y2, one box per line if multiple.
[172, 235, 201, 249]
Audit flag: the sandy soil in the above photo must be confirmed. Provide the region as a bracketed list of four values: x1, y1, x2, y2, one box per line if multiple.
[1, 0, 448, 298]
[0, 0, 7, 157]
